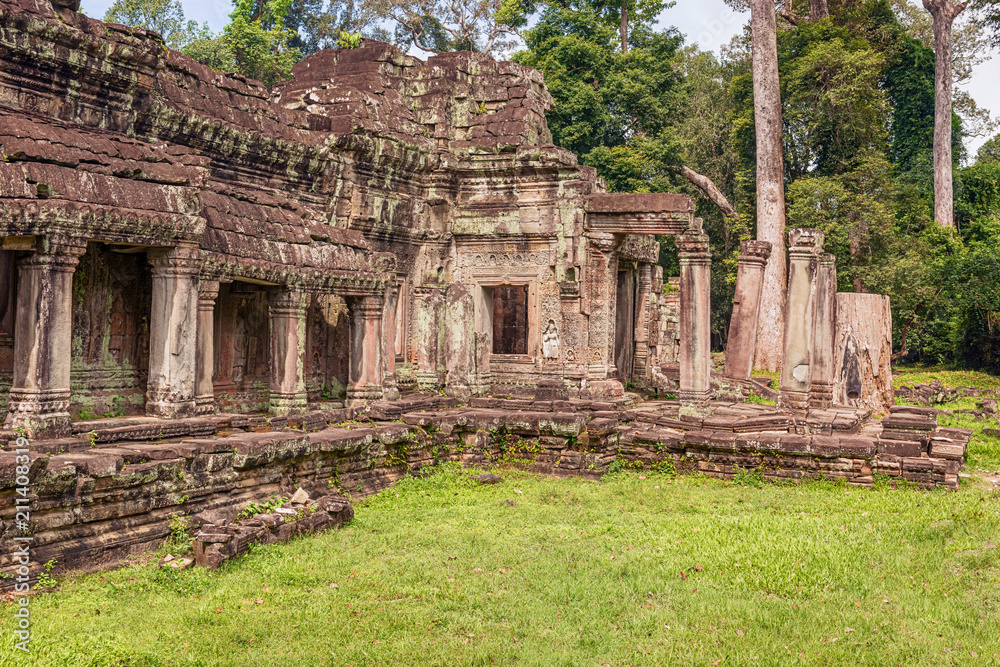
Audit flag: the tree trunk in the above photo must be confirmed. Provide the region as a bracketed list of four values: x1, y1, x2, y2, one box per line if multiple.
[810, 0, 829, 20]
[923, 0, 966, 228]
[751, 0, 787, 371]
[620, 4, 628, 54]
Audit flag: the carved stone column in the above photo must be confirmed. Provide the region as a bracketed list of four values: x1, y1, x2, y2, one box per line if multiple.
[347, 295, 384, 404]
[809, 253, 838, 408]
[195, 279, 220, 415]
[146, 245, 201, 419]
[723, 240, 773, 380]
[415, 288, 444, 390]
[472, 331, 491, 396]
[584, 232, 622, 396]
[381, 285, 400, 402]
[779, 229, 824, 411]
[677, 222, 712, 415]
[444, 283, 474, 403]
[631, 263, 652, 387]
[268, 288, 308, 416]
[3, 238, 86, 438]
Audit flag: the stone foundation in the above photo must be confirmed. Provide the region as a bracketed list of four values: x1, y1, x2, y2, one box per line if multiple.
[0, 392, 970, 588]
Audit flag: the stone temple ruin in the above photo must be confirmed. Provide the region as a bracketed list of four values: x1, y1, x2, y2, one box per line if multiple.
[0, 0, 972, 580]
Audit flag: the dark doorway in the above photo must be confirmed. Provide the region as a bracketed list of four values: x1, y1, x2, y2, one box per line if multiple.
[213, 282, 270, 412]
[492, 285, 528, 355]
[70, 244, 152, 417]
[615, 270, 636, 383]
[305, 294, 350, 401]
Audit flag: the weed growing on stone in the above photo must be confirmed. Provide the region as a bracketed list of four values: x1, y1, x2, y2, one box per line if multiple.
[234, 496, 288, 524]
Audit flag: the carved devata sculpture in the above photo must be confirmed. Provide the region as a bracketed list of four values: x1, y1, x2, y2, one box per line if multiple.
[542, 319, 559, 360]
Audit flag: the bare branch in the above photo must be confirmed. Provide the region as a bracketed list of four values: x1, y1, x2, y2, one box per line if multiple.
[670, 165, 737, 217]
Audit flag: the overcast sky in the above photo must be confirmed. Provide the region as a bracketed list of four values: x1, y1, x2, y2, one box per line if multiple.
[81, 0, 997, 154]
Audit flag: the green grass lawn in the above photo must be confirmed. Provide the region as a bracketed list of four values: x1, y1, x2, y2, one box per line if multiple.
[3, 464, 999, 667]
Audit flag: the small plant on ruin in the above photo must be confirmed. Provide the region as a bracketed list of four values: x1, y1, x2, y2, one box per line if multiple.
[733, 466, 765, 489]
[106, 394, 127, 418]
[235, 496, 288, 524]
[336, 31, 362, 49]
[78, 405, 97, 421]
[36, 559, 58, 589]
[88, 430, 98, 448]
[163, 516, 193, 556]
[746, 392, 776, 407]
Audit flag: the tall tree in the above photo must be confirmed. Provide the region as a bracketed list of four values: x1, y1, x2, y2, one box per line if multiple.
[103, 0, 210, 49]
[285, 0, 380, 55]
[780, 0, 829, 24]
[223, 0, 301, 86]
[730, 0, 787, 371]
[372, 0, 523, 54]
[922, 0, 967, 228]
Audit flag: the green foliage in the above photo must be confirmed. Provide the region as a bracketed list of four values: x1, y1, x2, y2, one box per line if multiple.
[732, 465, 764, 488]
[223, 0, 301, 86]
[336, 30, 362, 49]
[285, 0, 379, 55]
[103, 0, 214, 49]
[235, 495, 289, 523]
[36, 559, 59, 589]
[780, 25, 890, 179]
[886, 35, 935, 177]
[162, 516, 193, 556]
[514, 5, 684, 168]
[977, 133, 1000, 165]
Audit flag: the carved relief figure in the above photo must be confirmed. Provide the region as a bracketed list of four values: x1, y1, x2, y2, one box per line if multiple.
[542, 319, 560, 360]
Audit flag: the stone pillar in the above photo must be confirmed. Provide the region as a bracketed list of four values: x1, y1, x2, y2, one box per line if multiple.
[195, 279, 220, 415]
[676, 222, 712, 415]
[381, 285, 401, 402]
[834, 293, 894, 416]
[444, 283, 475, 403]
[146, 245, 202, 419]
[631, 263, 652, 387]
[347, 295, 384, 404]
[3, 238, 85, 438]
[415, 289, 444, 390]
[268, 288, 308, 416]
[723, 240, 772, 381]
[778, 229, 824, 411]
[809, 253, 837, 409]
[472, 331, 491, 395]
[584, 232, 622, 396]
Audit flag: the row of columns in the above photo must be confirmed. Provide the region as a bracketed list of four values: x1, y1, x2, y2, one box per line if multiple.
[2, 238, 393, 438]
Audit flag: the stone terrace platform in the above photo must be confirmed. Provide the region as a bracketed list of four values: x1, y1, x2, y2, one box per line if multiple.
[0, 394, 971, 586]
